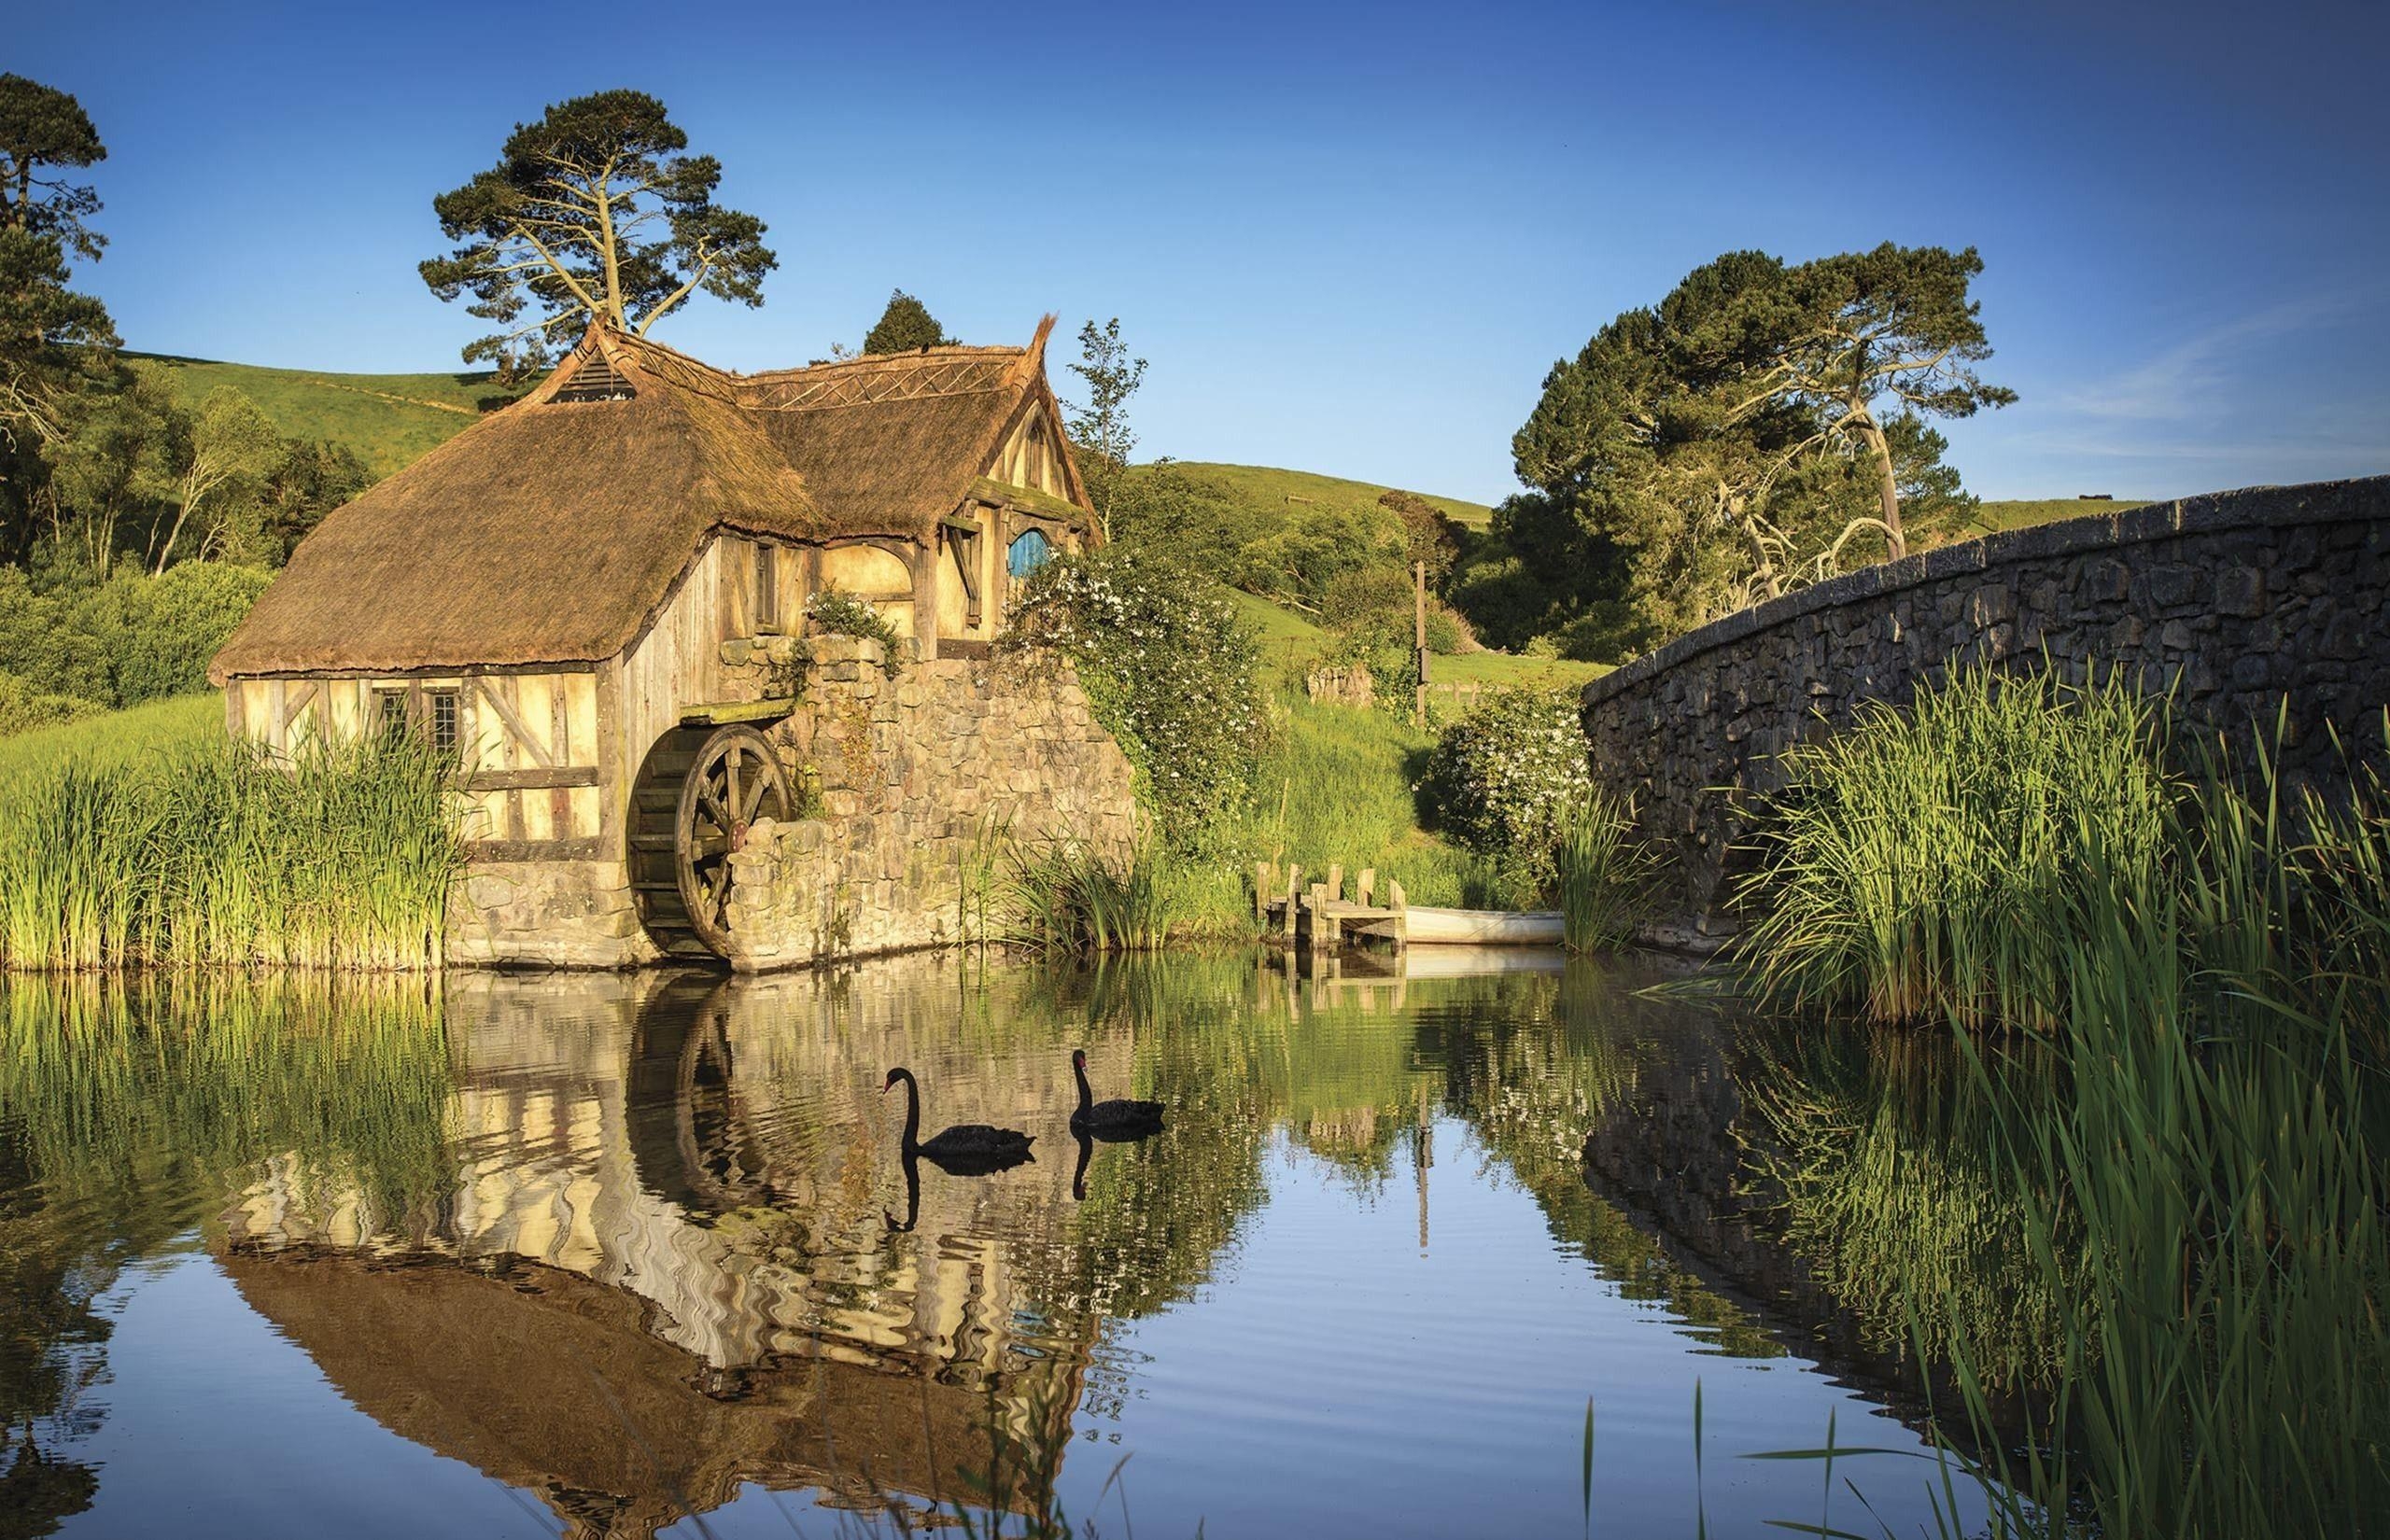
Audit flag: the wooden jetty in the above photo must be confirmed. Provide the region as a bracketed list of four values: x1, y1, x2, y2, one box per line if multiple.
[1255, 861, 1566, 954]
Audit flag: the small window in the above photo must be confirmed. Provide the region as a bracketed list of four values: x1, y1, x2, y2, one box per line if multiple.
[755, 545, 779, 631]
[1007, 528, 1053, 579]
[374, 689, 410, 742]
[428, 690, 460, 755]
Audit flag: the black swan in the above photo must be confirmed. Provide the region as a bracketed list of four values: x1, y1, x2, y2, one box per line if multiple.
[1070, 1049, 1164, 1139]
[882, 1067, 1033, 1173]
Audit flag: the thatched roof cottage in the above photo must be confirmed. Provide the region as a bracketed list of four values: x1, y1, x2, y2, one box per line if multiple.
[212, 318, 1128, 965]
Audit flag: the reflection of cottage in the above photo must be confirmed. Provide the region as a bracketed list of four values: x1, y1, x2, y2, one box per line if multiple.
[210, 320, 1134, 965]
[222, 968, 1106, 1538]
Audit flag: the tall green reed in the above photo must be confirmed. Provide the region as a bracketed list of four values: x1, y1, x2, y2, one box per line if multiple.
[1736, 665, 2175, 1030]
[1554, 787, 1656, 952]
[0, 730, 464, 972]
[998, 835, 1181, 953]
[1923, 749, 2390, 1539]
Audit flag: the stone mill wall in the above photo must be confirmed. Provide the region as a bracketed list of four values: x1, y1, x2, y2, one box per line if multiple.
[719, 636, 1136, 972]
[1581, 476, 2390, 942]
[445, 635, 1136, 971]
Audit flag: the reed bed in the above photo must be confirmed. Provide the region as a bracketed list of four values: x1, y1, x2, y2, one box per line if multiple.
[1736, 694, 2390, 1535]
[0, 730, 464, 973]
[1919, 751, 2390, 1539]
[1554, 787, 1656, 952]
[0, 973, 456, 1227]
[1736, 665, 2175, 1029]
[997, 836, 1183, 953]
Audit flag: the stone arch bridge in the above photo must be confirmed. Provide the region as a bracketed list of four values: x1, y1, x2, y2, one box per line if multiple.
[1578, 476, 2390, 943]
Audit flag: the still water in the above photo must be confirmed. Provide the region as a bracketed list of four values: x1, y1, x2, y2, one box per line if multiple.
[0, 953, 2008, 1538]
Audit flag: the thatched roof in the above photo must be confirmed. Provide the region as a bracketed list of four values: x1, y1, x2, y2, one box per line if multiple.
[211, 318, 1087, 679]
[222, 1246, 1057, 1538]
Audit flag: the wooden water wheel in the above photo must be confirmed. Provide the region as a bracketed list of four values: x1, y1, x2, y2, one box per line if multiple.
[629, 721, 794, 959]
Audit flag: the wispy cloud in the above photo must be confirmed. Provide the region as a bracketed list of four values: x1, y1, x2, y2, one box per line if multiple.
[2056, 285, 2389, 423]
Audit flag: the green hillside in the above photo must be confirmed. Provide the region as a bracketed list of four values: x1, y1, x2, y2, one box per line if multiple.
[1170, 462, 1497, 529]
[131, 354, 513, 476]
[1971, 497, 2152, 534]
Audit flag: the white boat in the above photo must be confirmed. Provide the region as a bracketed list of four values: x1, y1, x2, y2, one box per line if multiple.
[1354, 906, 1566, 946]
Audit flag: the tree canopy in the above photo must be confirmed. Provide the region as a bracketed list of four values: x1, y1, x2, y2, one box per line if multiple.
[419, 90, 777, 376]
[0, 73, 116, 528]
[1065, 317, 1146, 532]
[1498, 244, 2008, 652]
[860, 290, 953, 354]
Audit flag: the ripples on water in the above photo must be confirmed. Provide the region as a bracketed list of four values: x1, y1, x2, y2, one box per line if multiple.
[0, 954, 2010, 1538]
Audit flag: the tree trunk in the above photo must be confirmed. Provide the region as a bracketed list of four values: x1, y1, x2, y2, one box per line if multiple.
[1859, 417, 1905, 561]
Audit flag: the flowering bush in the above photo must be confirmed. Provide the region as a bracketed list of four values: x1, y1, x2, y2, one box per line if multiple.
[1003, 547, 1266, 852]
[805, 587, 904, 676]
[1421, 689, 1594, 886]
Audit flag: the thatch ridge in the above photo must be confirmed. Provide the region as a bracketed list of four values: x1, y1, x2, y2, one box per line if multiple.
[212, 317, 1088, 679]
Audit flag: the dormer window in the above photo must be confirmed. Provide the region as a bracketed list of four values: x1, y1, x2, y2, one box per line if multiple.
[552, 355, 636, 403]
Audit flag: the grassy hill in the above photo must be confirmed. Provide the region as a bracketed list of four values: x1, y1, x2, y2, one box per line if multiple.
[1170, 462, 1497, 529]
[131, 354, 513, 476]
[1972, 497, 2151, 533]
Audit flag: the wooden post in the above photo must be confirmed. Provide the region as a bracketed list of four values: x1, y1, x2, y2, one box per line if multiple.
[1283, 864, 1302, 939]
[1357, 867, 1375, 907]
[1326, 862, 1343, 905]
[1254, 861, 1272, 923]
[1413, 559, 1429, 727]
[1387, 877, 1408, 952]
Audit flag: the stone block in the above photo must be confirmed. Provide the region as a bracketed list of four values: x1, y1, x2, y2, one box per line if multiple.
[2215, 565, 2267, 618]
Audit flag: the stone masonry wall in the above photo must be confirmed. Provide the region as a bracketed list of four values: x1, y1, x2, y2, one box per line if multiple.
[719, 635, 1136, 972]
[1581, 476, 2390, 941]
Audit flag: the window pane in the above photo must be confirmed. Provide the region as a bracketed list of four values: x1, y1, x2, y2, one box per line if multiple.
[429, 691, 459, 754]
[1006, 529, 1052, 578]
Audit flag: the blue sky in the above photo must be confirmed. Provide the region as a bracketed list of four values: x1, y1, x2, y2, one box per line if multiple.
[19, 0, 2388, 504]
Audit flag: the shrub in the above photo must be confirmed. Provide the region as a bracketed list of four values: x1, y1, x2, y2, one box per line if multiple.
[1420, 689, 1593, 887]
[804, 586, 904, 675]
[0, 563, 273, 709]
[0, 673, 104, 738]
[1003, 547, 1266, 854]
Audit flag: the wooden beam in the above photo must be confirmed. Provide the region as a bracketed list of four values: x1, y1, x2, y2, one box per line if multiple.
[472, 678, 555, 767]
[464, 766, 600, 792]
[680, 699, 794, 727]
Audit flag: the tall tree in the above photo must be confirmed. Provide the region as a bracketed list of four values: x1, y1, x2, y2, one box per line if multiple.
[0, 74, 115, 562]
[419, 90, 777, 377]
[1506, 245, 2003, 648]
[1744, 244, 2015, 559]
[0, 73, 107, 259]
[1065, 317, 1146, 537]
[150, 385, 283, 575]
[860, 290, 953, 354]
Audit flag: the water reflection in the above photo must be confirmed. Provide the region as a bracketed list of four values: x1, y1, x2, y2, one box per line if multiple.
[0, 954, 2048, 1537]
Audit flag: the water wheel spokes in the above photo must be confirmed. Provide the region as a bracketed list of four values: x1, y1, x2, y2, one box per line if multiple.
[673, 724, 793, 954]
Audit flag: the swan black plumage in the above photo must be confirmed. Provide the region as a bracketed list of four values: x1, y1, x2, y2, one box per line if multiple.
[882, 1068, 1033, 1173]
[1070, 1049, 1164, 1139]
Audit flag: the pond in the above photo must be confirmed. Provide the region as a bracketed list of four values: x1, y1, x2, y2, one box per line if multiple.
[0, 953, 2018, 1539]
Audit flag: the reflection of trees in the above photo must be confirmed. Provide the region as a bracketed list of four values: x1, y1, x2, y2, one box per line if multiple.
[1737, 1024, 2074, 1391]
[0, 975, 452, 1538]
[1425, 959, 1791, 1361]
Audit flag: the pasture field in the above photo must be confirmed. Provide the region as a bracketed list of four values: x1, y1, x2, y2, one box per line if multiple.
[132, 354, 511, 475]
[1970, 496, 2151, 533]
[1169, 461, 1496, 529]
[0, 692, 222, 777]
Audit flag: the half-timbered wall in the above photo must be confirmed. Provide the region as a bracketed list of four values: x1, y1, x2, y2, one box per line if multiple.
[991, 406, 1070, 498]
[223, 671, 604, 860]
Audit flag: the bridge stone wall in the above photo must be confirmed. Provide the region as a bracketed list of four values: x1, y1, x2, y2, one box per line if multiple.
[1580, 476, 2390, 943]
